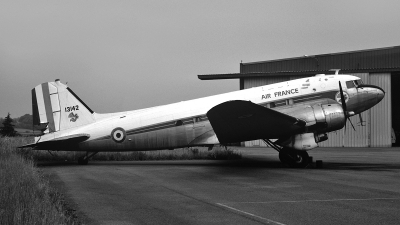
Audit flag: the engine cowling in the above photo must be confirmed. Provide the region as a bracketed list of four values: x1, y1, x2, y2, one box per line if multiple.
[311, 104, 346, 132]
[278, 104, 345, 151]
[284, 103, 346, 133]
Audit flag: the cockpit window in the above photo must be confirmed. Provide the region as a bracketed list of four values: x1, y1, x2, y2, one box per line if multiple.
[354, 79, 363, 86]
[346, 81, 355, 89]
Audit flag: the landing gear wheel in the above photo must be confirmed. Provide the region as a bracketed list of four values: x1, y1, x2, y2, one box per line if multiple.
[78, 157, 89, 165]
[292, 151, 309, 168]
[279, 149, 309, 168]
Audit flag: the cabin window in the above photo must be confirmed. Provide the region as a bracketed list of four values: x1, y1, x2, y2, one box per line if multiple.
[175, 120, 183, 126]
[346, 81, 355, 89]
[275, 101, 286, 107]
[193, 117, 201, 123]
[269, 102, 276, 108]
[287, 99, 294, 105]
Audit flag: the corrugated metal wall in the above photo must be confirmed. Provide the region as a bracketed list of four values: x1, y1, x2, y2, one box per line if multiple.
[290, 75, 310, 80]
[243, 72, 392, 148]
[243, 76, 289, 89]
[370, 73, 392, 147]
[241, 46, 400, 74]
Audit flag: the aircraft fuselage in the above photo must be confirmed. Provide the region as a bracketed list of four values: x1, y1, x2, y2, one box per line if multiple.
[33, 73, 384, 152]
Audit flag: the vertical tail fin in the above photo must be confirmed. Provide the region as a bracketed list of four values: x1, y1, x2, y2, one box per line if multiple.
[32, 79, 95, 132]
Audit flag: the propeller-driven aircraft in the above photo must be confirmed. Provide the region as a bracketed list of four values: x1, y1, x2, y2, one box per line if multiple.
[20, 70, 384, 167]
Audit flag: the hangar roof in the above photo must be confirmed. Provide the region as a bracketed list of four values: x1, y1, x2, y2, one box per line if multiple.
[198, 45, 400, 80]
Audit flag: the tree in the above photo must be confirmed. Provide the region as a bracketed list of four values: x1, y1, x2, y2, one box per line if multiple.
[0, 113, 18, 137]
[15, 114, 35, 129]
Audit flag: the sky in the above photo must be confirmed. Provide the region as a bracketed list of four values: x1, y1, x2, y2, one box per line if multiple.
[1, 0, 400, 118]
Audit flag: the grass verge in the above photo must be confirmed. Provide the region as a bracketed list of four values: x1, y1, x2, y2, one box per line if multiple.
[22, 146, 242, 162]
[0, 137, 74, 225]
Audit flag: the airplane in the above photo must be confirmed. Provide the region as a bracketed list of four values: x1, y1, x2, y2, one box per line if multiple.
[20, 69, 385, 167]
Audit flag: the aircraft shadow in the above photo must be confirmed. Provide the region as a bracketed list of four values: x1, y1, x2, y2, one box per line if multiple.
[36, 157, 400, 171]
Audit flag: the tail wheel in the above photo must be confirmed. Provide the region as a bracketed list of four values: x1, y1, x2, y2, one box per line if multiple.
[77, 151, 98, 165]
[279, 148, 309, 168]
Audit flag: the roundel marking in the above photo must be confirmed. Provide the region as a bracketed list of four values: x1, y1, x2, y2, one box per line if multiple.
[335, 91, 349, 105]
[111, 127, 126, 143]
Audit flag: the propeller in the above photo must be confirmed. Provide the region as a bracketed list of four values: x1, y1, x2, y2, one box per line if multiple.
[339, 81, 356, 131]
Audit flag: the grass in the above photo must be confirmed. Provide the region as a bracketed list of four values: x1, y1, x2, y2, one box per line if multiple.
[25, 146, 242, 162]
[0, 137, 75, 225]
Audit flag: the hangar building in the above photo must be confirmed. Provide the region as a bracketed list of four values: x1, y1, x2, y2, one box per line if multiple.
[199, 46, 400, 147]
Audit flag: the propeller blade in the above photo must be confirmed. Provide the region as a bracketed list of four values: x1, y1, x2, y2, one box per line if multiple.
[339, 81, 347, 113]
[339, 81, 356, 131]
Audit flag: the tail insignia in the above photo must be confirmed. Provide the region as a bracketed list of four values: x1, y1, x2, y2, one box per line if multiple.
[68, 112, 79, 122]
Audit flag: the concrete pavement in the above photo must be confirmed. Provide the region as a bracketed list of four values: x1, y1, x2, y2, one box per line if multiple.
[40, 147, 400, 225]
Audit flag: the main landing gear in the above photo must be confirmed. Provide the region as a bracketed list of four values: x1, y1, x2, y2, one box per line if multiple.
[78, 151, 99, 165]
[278, 148, 309, 168]
[263, 139, 310, 168]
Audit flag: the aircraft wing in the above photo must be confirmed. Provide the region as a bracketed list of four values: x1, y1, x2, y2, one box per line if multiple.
[19, 133, 90, 150]
[207, 100, 306, 143]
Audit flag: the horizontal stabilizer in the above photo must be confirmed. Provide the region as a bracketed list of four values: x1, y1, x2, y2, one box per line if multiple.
[207, 100, 306, 143]
[19, 133, 90, 150]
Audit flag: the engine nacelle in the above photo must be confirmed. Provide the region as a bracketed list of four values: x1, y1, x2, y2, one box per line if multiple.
[281, 133, 328, 150]
[284, 103, 346, 133]
[312, 104, 346, 132]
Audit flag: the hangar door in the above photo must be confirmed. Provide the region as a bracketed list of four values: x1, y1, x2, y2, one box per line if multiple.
[369, 73, 392, 147]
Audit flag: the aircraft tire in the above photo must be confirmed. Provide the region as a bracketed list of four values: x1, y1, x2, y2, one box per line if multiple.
[279, 149, 309, 168]
[78, 157, 89, 165]
[291, 150, 309, 168]
[279, 149, 291, 165]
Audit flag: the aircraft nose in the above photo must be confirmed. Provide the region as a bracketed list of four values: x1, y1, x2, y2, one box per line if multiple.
[375, 86, 385, 103]
[367, 84, 385, 105]
[347, 84, 385, 114]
